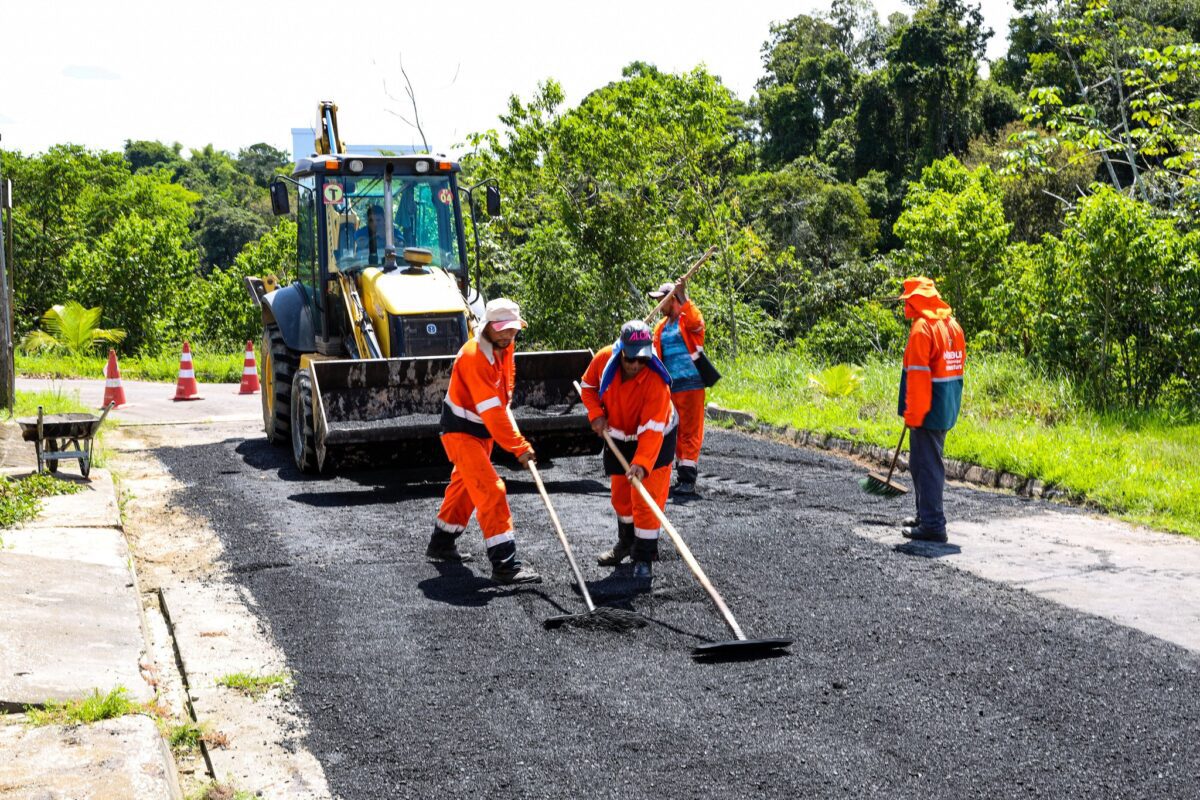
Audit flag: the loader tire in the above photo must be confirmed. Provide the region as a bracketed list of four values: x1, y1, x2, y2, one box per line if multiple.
[290, 368, 323, 474]
[262, 324, 298, 446]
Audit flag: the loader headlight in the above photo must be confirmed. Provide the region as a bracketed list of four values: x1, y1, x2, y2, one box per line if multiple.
[348, 159, 364, 173]
[415, 160, 431, 174]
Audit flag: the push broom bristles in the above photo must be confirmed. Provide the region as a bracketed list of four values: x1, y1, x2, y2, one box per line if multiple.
[859, 427, 909, 499]
[858, 472, 908, 497]
[543, 606, 647, 632]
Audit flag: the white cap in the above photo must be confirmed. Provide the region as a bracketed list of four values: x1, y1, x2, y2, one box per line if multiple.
[484, 298, 527, 331]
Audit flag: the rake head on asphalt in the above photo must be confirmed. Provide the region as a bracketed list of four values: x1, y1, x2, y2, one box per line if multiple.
[692, 637, 793, 662]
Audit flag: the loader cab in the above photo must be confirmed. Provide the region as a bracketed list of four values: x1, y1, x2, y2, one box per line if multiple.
[285, 155, 473, 356]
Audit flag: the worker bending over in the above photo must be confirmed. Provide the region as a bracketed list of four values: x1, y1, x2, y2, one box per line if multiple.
[896, 277, 965, 544]
[426, 299, 541, 584]
[580, 320, 678, 579]
[649, 280, 708, 494]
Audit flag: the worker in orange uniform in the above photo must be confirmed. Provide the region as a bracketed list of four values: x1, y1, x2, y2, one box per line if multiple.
[426, 298, 541, 584]
[580, 320, 678, 579]
[896, 277, 966, 544]
[649, 280, 707, 494]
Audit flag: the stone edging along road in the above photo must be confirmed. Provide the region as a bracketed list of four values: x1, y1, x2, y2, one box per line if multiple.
[706, 403, 1082, 504]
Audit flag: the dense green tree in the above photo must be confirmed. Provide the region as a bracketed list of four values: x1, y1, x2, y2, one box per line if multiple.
[64, 215, 198, 353]
[236, 143, 291, 189]
[123, 139, 184, 175]
[892, 156, 1012, 332]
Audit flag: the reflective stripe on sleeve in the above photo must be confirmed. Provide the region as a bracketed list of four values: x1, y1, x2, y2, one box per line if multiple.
[906, 365, 931, 372]
[476, 396, 502, 413]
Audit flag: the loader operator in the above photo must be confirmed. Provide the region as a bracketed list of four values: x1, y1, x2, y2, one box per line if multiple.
[896, 276, 965, 544]
[580, 320, 678, 579]
[426, 299, 542, 585]
[649, 280, 707, 495]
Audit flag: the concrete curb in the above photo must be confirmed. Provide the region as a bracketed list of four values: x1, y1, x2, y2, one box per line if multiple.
[705, 402, 1079, 504]
[0, 466, 182, 799]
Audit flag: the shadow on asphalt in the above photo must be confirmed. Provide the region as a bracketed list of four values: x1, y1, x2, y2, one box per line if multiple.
[416, 561, 529, 607]
[894, 541, 962, 558]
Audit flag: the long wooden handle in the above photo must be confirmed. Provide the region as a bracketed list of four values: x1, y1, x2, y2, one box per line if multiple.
[885, 427, 907, 485]
[575, 382, 745, 640]
[528, 461, 596, 612]
[642, 245, 718, 324]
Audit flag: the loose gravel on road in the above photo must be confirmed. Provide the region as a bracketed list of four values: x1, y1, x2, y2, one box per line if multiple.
[156, 429, 1200, 799]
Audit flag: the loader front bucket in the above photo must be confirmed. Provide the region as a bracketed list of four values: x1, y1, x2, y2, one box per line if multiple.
[308, 350, 599, 476]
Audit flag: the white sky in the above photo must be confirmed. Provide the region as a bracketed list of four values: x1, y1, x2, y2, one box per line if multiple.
[0, 0, 1015, 159]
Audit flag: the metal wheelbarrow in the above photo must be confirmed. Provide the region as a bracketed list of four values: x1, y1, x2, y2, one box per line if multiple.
[16, 402, 115, 479]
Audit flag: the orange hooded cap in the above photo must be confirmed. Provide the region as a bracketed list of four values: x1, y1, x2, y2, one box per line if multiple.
[900, 276, 953, 321]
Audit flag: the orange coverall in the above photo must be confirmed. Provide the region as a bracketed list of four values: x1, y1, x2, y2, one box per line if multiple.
[653, 300, 706, 468]
[580, 346, 677, 552]
[435, 332, 533, 563]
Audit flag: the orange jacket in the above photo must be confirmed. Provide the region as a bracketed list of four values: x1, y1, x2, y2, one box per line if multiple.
[580, 345, 676, 472]
[899, 293, 965, 430]
[652, 300, 706, 359]
[440, 332, 532, 457]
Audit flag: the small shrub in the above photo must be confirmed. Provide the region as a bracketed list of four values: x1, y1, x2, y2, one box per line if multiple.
[807, 364, 863, 399]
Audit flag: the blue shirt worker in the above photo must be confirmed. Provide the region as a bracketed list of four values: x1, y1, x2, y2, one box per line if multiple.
[649, 281, 707, 494]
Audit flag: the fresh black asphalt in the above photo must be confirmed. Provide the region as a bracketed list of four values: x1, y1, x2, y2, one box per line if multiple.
[157, 428, 1200, 799]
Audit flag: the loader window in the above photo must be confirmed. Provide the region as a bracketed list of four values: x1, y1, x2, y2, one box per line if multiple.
[296, 178, 322, 335]
[326, 174, 463, 276]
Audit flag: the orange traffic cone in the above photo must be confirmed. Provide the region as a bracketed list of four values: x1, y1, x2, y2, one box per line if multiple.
[102, 348, 127, 408]
[238, 340, 260, 395]
[172, 341, 203, 401]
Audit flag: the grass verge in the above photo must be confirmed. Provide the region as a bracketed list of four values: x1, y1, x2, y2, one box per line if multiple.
[0, 472, 84, 530]
[216, 671, 291, 700]
[710, 350, 1200, 539]
[186, 782, 257, 800]
[25, 687, 141, 726]
[17, 349, 249, 383]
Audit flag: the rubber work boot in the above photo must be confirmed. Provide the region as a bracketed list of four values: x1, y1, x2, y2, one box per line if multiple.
[491, 562, 542, 585]
[901, 516, 919, 528]
[900, 525, 948, 544]
[674, 465, 699, 495]
[425, 526, 474, 563]
[597, 521, 636, 566]
[632, 560, 653, 579]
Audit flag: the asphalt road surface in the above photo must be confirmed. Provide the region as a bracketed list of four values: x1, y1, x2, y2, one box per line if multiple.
[157, 428, 1200, 799]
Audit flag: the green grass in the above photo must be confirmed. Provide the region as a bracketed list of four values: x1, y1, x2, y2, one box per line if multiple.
[186, 782, 257, 800]
[216, 671, 291, 700]
[17, 349, 250, 383]
[12, 387, 95, 417]
[166, 719, 206, 753]
[0, 472, 84, 529]
[710, 350, 1200, 538]
[25, 687, 142, 726]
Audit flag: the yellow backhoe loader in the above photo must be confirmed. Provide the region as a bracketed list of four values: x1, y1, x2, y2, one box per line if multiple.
[245, 102, 596, 476]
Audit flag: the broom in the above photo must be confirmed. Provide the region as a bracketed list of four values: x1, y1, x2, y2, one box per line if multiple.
[527, 461, 646, 632]
[859, 426, 909, 498]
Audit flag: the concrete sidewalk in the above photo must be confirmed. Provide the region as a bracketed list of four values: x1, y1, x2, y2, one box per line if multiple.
[0, 441, 180, 798]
